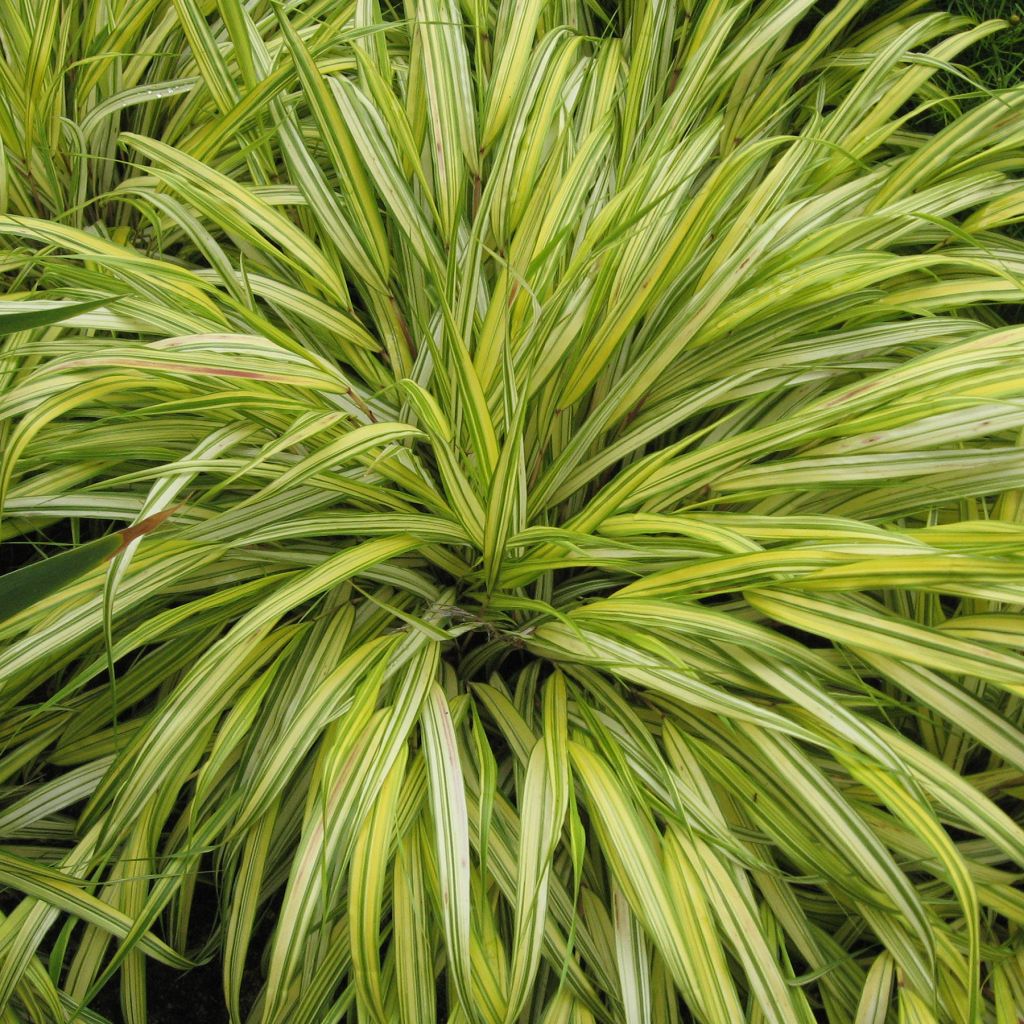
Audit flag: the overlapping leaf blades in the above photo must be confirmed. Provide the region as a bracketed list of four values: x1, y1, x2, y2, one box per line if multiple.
[1, 1, 1024, 1021]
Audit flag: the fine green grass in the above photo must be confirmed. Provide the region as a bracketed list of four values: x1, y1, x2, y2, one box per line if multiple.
[954, 1, 1019, 90]
[862, 1, 1022, 110]
[930, 0, 1023, 93]
[878, 1, 1023, 147]
[1, 1, 1024, 1023]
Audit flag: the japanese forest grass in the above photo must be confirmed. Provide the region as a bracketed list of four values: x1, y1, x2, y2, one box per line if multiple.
[1, 1, 1024, 1022]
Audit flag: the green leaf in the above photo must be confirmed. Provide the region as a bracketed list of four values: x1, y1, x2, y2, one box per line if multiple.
[0, 296, 116, 335]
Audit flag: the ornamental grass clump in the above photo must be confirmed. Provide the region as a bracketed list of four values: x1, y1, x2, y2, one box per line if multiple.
[2, 1, 1024, 1021]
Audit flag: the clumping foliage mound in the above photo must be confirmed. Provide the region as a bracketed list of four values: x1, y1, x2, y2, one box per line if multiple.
[2, 1, 1024, 1022]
